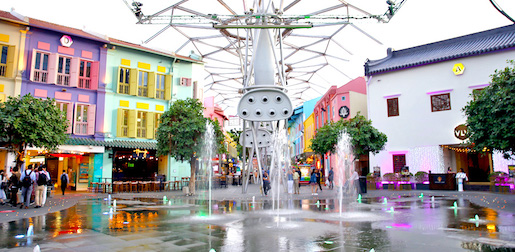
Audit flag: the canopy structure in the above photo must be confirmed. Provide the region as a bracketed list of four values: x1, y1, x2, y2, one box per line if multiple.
[124, 0, 405, 113]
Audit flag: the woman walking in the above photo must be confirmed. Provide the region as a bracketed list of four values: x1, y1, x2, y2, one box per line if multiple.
[310, 169, 318, 195]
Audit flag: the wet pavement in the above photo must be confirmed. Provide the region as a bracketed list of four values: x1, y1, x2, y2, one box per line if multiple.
[0, 185, 514, 251]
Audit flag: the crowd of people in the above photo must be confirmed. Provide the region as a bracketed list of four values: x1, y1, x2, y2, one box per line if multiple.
[0, 163, 69, 209]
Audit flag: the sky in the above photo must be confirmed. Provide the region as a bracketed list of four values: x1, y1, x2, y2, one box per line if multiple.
[1, 0, 514, 114]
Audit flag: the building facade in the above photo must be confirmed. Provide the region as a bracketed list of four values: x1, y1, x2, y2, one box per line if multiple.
[365, 24, 515, 182]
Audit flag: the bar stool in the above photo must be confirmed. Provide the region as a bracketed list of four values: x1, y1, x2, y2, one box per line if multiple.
[140, 181, 150, 192]
[130, 181, 139, 192]
[90, 182, 100, 192]
[112, 181, 122, 193]
[122, 181, 130, 192]
[152, 181, 160, 191]
[173, 181, 181, 190]
[182, 177, 190, 189]
[163, 181, 171, 191]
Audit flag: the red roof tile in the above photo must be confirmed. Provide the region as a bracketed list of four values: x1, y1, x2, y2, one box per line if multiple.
[28, 17, 108, 43]
[109, 37, 202, 63]
[0, 10, 27, 24]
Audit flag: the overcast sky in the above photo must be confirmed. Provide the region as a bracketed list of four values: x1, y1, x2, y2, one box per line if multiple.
[2, 0, 514, 112]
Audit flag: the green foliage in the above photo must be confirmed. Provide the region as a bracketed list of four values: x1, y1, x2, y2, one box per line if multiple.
[309, 113, 387, 158]
[207, 118, 226, 155]
[156, 98, 207, 160]
[227, 129, 242, 158]
[463, 60, 515, 159]
[414, 171, 428, 183]
[0, 95, 68, 166]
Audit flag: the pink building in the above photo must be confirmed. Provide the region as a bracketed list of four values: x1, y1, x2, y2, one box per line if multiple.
[203, 96, 228, 130]
[313, 77, 368, 178]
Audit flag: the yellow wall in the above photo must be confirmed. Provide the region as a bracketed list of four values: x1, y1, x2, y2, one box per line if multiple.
[304, 113, 315, 153]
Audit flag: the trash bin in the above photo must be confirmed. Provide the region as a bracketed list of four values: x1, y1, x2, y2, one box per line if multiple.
[182, 186, 189, 195]
[359, 176, 367, 194]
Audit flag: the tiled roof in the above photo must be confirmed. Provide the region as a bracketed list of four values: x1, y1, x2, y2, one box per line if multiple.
[28, 17, 109, 43]
[0, 10, 27, 24]
[109, 37, 203, 63]
[365, 24, 515, 76]
[66, 138, 157, 150]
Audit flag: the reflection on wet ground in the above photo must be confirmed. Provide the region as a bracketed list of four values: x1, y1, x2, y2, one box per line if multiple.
[0, 195, 514, 251]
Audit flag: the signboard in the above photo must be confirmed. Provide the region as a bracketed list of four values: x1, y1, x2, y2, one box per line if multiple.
[454, 124, 468, 140]
[509, 165, 515, 178]
[60, 35, 73, 47]
[79, 163, 89, 182]
[434, 174, 446, 184]
[339, 106, 350, 118]
[452, 63, 465, 75]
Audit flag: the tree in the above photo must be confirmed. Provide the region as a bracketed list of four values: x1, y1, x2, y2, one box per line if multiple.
[310, 113, 387, 159]
[227, 129, 243, 158]
[156, 98, 224, 195]
[463, 60, 515, 159]
[0, 94, 69, 169]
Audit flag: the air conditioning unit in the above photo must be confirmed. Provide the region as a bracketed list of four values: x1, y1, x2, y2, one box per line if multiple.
[180, 77, 192, 86]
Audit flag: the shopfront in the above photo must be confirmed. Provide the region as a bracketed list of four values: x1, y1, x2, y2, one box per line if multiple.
[112, 148, 159, 181]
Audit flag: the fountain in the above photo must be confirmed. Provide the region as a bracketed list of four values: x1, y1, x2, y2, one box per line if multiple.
[26, 224, 34, 237]
[199, 121, 216, 217]
[336, 130, 354, 217]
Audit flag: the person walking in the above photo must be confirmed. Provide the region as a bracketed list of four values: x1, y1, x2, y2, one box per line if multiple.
[287, 169, 294, 194]
[60, 171, 69, 195]
[456, 168, 468, 192]
[20, 164, 36, 209]
[41, 166, 51, 207]
[315, 169, 322, 192]
[293, 168, 300, 194]
[34, 167, 48, 208]
[8, 167, 21, 207]
[0, 170, 7, 205]
[350, 167, 360, 194]
[310, 169, 318, 195]
[262, 171, 270, 196]
[328, 167, 334, 189]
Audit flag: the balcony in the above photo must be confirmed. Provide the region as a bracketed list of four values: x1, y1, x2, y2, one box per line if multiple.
[75, 122, 88, 135]
[33, 70, 48, 83]
[57, 74, 70, 86]
[0, 64, 6, 77]
[79, 77, 91, 89]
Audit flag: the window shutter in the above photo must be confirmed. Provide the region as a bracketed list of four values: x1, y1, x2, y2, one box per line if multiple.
[164, 74, 172, 100]
[66, 103, 73, 134]
[69, 57, 79, 87]
[129, 68, 138, 96]
[116, 66, 121, 93]
[5, 45, 15, 78]
[90, 61, 99, 90]
[146, 112, 154, 139]
[87, 104, 96, 135]
[147, 72, 156, 98]
[73, 103, 78, 134]
[117, 108, 124, 137]
[29, 49, 37, 81]
[128, 109, 137, 138]
[47, 53, 58, 84]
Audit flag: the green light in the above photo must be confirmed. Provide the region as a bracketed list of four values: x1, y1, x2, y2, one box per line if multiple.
[386, 226, 392, 229]
[255, 15, 261, 18]
[304, 15, 311, 19]
[324, 241, 334, 244]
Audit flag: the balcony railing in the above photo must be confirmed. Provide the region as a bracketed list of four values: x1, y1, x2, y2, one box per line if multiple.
[137, 128, 146, 138]
[121, 126, 128, 137]
[79, 77, 91, 89]
[57, 74, 70, 86]
[0, 64, 6, 77]
[75, 122, 88, 135]
[33, 70, 48, 83]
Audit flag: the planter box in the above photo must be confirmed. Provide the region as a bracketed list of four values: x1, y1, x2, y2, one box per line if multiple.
[382, 183, 395, 190]
[415, 183, 429, 190]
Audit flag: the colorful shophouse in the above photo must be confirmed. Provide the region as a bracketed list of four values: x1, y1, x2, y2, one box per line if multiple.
[0, 11, 28, 173]
[312, 77, 368, 177]
[102, 38, 203, 185]
[365, 24, 515, 182]
[20, 16, 108, 191]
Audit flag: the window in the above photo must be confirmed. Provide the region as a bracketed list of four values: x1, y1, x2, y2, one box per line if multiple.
[118, 67, 130, 94]
[431, 93, 451, 112]
[75, 104, 88, 134]
[137, 111, 147, 138]
[387, 98, 399, 117]
[56, 101, 72, 133]
[341, 96, 346, 101]
[120, 109, 129, 137]
[57, 56, 71, 86]
[138, 71, 148, 97]
[33, 51, 49, 82]
[156, 74, 165, 99]
[393, 154, 406, 173]
[0, 45, 7, 77]
[78, 60, 92, 89]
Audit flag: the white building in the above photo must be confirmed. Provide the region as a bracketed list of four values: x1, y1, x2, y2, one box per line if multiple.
[365, 24, 515, 182]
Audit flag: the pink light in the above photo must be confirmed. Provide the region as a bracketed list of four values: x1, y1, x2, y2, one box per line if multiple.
[426, 89, 453, 95]
[391, 223, 412, 229]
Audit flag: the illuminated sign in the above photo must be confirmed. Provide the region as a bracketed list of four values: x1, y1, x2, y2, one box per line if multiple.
[60, 35, 73, 47]
[454, 124, 468, 140]
[452, 63, 465, 75]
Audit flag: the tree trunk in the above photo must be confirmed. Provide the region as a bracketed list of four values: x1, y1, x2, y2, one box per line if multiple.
[189, 155, 196, 195]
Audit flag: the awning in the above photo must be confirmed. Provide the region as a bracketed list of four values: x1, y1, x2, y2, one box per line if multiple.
[65, 138, 157, 150]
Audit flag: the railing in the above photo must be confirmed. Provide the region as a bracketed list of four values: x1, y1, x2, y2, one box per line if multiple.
[121, 126, 128, 137]
[0, 64, 6, 77]
[57, 74, 70, 86]
[75, 122, 87, 134]
[79, 77, 91, 89]
[33, 70, 48, 83]
[118, 83, 129, 94]
[137, 128, 146, 138]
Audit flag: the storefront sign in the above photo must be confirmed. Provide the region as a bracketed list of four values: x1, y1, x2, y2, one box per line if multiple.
[452, 63, 465, 75]
[339, 106, 349, 118]
[454, 124, 468, 140]
[60, 35, 73, 47]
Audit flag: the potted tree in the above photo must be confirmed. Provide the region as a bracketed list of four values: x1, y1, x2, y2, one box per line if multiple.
[414, 171, 429, 190]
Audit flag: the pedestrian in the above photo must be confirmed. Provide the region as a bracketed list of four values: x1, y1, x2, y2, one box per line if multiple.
[456, 168, 468, 192]
[8, 167, 21, 207]
[315, 169, 322, 192]
[35, 166, 49, 208]
[262, 171, 270, 196]
[350, 167, 360, 194]
[287, 169, 294, 194]
[60, 171, 69, 195]
[293, 168, 300, 194]
[41, 166, 51, 206]
[310, 169, 318, 195]
[328, 167, 334, 190]
[20, 164, 36, 209]
[0, 170, 7, 205]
